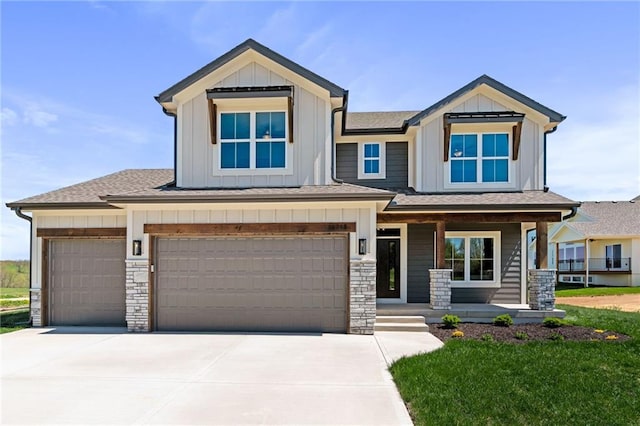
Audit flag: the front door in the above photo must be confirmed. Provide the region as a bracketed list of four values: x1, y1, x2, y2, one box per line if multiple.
[376, 238, 401, 298]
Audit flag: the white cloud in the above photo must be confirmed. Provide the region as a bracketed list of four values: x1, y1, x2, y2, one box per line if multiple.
[548, 86, 640, 201]
[23, 106, 58, 128]
[1, 107, 18, 126]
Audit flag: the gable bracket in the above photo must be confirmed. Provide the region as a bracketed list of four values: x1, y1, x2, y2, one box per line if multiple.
[443, 120, 451, 162]
[512, 120, 523, 160]
[208, 98, 217, 144]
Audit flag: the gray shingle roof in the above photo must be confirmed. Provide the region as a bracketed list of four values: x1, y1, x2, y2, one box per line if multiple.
[345, 111, 419, 130]
[6, 169, 395, 209]
[388, 190, 579, 211]
[567, 201, 640, 237]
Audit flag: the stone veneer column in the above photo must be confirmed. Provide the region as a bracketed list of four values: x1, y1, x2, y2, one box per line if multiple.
[429, 269, 452, 310]
[30, 289, 42, 326]
[126, 260, 150, 332]
[349, 259, 376, 335]
[528, 269, 556, 311]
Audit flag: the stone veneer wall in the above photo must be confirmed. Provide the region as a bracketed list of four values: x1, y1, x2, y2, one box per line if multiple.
[349, 259, 376, 335]
[528, 269, 556, 311]
[429, 269, 452, 310]
[126, 260, 150, 332]
[30, 289, 42, 326]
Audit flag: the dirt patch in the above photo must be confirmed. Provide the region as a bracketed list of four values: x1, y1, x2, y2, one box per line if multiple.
[430, 323, 630, 344]
[557, 294, 640, 312]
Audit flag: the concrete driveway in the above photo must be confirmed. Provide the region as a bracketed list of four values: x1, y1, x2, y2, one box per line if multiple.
[1, 328, 425, 425]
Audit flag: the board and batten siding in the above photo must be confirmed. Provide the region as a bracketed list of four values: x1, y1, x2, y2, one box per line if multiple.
[419, 93, 543, 192]
[336, 142, 409, 189]
[31, 212, 127, 292]
[178, 62, 330, 188]
[406, 223, 522, 303]
[130, 204, 376, 260]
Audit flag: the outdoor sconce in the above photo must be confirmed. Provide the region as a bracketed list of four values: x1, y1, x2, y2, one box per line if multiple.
[132, 240, 142, 256]
[358, 238, 367, 255]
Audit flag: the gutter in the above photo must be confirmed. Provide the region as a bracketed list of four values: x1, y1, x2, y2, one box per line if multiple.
[330, 91, 349, 183]
[562, 206, 579, 221]
[383, 203, 581, 212]
[100, 192, 396, 204]
[161, 106, 178, 185]
[543, 126, 558, 191]
[11, 207, 32, 326]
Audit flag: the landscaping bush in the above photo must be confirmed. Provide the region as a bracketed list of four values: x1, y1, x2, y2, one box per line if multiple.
[481, 333, 494, 342]
[493, 314, 514, 327]
[514, 331, 529, 340]
[441, 314, 461, 329]
[543, 317, 564, 328]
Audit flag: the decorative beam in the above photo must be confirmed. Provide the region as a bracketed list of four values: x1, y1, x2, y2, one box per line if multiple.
[436, 221, 446, 269]
[536, 221, 548, 269]
[144, 222, 356, 235]
[377, 212, 562, 224]
[208, 98, 217, 145]
[512, 121, 522, 160]
[443, 121, 451, 162]
[37, 228, 126, 238]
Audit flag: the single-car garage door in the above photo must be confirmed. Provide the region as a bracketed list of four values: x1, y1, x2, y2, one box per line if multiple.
[49, 239, 126, 326]
[155, 236, 348, 333]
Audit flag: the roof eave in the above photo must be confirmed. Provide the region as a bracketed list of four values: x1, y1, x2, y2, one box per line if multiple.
[5, 202, 120, 210]
[100, 193, 397, 204]
[384, 202, 580, 212]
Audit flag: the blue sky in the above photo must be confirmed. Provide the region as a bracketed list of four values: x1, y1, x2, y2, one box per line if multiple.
[1, 1, 639, 259]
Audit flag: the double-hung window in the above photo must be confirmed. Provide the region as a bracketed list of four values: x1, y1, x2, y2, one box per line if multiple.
[450, 133, 509, 183]
[357, 142, 385, 179]
[444, 232, 500, 287]
[220, 111, 286, 169]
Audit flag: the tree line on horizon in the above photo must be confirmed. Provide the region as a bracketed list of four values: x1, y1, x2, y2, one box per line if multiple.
[0, 261, 29, 288]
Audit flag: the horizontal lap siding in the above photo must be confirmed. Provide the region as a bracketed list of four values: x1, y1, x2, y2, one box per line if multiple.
[336, 142, 408, 189]
[407, 224, 435, 303]
[406, 223, 521, 303]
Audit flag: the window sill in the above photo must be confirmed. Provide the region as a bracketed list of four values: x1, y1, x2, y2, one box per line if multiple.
[450, 281, 501, 288]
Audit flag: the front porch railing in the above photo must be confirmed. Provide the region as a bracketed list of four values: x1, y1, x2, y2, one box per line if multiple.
[558, 258, 631, 273]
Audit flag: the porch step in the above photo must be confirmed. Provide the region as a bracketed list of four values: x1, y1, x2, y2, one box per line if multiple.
[375, 316, 429, 332]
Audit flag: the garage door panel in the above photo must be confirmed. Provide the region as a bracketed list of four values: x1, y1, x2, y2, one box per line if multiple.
[49, 239, 126, 326]
[156, 236, 347, 333]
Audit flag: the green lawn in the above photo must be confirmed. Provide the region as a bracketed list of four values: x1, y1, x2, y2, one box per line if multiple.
[556, 286, 640, 297]
[390, 306, 640, 425]
[0, 309, 30, 334]
[0, 287, 29, 299]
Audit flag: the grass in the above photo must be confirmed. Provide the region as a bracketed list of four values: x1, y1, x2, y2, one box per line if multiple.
[390, 306, 640, 425]
[0, 309, 30, 334]
[0, 287, 29, 299]
[556, 286, 640, 297]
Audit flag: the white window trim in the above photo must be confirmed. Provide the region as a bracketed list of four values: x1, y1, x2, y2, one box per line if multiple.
[357, 141, 386, 179]
[444, 231, 501, 288]
[215, 109, 293, 176]
[444, 131, 515, 191]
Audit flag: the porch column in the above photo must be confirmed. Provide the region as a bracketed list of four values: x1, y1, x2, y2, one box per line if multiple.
[436, 221, 446, 269]
[125, 259, 150, 332]
[528, 269, 556, 310]
[349, 259, 376, 335]
[535, 221, 548, 269]
[430, 221, 452, 310]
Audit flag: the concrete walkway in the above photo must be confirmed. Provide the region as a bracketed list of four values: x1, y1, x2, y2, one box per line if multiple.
[1, 328, 443, 425]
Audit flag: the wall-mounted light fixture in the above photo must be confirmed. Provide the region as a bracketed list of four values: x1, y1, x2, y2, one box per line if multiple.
[132, 240, 142, 256]
[358, 238, 367, 255]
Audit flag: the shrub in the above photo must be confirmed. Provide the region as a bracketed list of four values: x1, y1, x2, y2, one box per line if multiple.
[481, 333, 494, 342]
[543, 317, 563, 328]
[451, 330, 464, 338]
[493, 314, 514, 327]
[442, 314, 461, 329]
[514, 331, 529, 340]
[605, 335, 619, 340]
[549, 332, 565, 342]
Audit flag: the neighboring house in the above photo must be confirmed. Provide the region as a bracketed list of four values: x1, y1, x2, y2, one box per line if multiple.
[7, 39, 578, 334]
[548, 199, 640, 287]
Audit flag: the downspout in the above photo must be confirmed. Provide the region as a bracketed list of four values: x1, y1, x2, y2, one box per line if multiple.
[330, 91, 349, 183]
[12, 207, 32, 325]
[162, 107, 178, 185]
[543, 126, 558, 191]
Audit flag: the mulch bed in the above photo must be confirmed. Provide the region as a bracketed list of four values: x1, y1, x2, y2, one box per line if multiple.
[430, 323, 630, 344]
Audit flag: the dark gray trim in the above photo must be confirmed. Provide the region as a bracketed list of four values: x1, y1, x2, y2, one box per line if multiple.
[5, 202, 120, 210]
[156, 39, 345, 103]
[101, 193, 396, 204]
[444, 111, 525, 124]
[342, 126, 408, 135]
[207, 85, 293, 99]
[407, 75, 566, 125]
[384, 203, 580, 212]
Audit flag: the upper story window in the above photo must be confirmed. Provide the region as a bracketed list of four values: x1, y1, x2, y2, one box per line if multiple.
[357, 142, 386, 179]
[450, 133, 509, 183]
[220, 111, 286, 169]
[445, 231, 501, 287]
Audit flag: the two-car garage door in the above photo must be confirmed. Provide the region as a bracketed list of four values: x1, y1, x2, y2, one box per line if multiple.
[155, 236, 348, 333]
